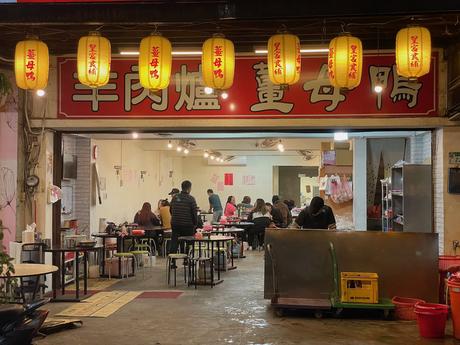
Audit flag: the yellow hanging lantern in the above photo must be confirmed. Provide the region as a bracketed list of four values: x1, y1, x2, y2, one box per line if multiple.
[77, 31, 111, 88]
[267, 33, 301, 86]
[139, 34, 172, 91]
[14, 36, 49, 90]
[201, 34, 235, 90]
[396, 26, 431, 80]
[327, 34, 363, 89]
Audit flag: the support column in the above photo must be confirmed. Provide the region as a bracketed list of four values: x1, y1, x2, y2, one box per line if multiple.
[353, 138, 367, 231]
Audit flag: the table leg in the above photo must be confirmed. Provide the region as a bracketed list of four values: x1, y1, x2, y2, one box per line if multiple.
[32, 275, 41, 301]
[217, 241, 221, 281]
[52, 252, 57, 300]
[19, 277, 26, 303]
[75, 250, 80, 300]
[83, 251, 88, 295]
[61, 251, 65, 296]
[101, 237, 106, 276]
[210, 241, 214, 286]
[230, 240, 234, 267]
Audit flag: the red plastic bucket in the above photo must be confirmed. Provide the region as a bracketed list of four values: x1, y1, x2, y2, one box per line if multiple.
[448, 277, 460, 339]
[414, 302, 449, 338]
[392, 296, 425, 320]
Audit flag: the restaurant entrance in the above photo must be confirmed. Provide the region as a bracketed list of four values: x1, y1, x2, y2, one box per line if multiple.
[53, 129, 432, 248]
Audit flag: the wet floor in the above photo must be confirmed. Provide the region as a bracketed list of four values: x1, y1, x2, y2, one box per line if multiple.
[37, 251, 455, 345]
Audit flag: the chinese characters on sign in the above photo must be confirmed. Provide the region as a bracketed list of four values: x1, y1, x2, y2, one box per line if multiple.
[251, 62, 293, 114]
[410, 35, 420, 68]
[213, 45, 224, 79]
[175, 65, 220, 111]
[58, 54, 437, 118]
[273, 42, 282, 75]
[25, 49, 36, 81]
[303, 64, 346, 112]
[150, 46, 160, 80]
[88, 43, 97, 75]
[369, 65, 422, 109]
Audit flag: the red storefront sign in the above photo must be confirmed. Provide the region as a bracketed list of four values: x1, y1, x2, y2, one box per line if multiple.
[58, 53, 438, 119]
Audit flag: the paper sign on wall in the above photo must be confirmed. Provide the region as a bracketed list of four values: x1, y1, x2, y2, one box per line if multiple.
[210, 173, 219, 184]
[242, 175, 256, 185]
[224, 173, 233, 186]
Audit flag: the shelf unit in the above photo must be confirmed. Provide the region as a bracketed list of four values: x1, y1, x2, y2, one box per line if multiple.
[64, 252, 84, 285]
[380, 179, 392, 231]
[390, 164, 432, 233]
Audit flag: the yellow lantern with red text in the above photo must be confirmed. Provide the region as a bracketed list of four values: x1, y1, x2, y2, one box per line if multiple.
[139, 34, 172, 91]
[14, 36, 49, 90]
[201, 34, 235, 90]
[396, 26, 431, 80]
[267, 33, 301, 86]
[327, 34, 363, 89]
[77, 32, 111, 88]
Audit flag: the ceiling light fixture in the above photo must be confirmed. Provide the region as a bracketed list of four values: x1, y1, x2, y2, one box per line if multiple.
[120, 51, 140, 56]
[210, 155, 215, 160]
[184, 148, 189, 154]
[334, 132, 349, 141]
[167, 141, 173, 149]
[119, 49, 202, 56]
[177, 146, 183, 152]
[204, 152, 209, 158]
[255, 48, 329, 54]
[277, 142, 285, 152]
[132, 132, 139, 139]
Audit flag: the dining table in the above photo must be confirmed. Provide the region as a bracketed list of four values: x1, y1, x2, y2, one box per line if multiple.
[206, 227, 246, 259]
[178, 235, 235, 287]
[1, 263, 58, 303]
[45, 245, 103, 302]
[92, 226, 167, 278]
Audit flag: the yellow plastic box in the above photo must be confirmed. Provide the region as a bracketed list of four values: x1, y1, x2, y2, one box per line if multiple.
[340, 272, 379, 304]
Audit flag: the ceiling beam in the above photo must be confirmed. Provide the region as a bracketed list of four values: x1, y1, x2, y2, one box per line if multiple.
[1, 1, 460, 25]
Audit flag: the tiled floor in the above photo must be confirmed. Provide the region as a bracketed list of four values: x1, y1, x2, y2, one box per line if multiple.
[37, 251, 453, 345]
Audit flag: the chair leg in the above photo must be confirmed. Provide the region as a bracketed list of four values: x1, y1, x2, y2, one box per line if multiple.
[167, 258, 170, 285]
[174, 259, 177, 287]
[183, 259, 187, 283]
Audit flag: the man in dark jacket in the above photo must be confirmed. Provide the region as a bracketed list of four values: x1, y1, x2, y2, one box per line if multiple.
[170, 180, 198, 253]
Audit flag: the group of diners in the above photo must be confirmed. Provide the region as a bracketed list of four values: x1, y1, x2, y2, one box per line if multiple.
[131, 180, 337, 254]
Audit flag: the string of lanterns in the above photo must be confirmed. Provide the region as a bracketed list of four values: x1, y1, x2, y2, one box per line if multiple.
[14, 26, 431, 93]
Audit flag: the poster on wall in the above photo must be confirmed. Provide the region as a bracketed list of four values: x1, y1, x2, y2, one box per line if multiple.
[57, 53, 438, 119]
[224, 173, 234, 186]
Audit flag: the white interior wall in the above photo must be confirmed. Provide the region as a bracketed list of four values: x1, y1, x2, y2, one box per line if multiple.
[181, 155, 320, 210]
[89, 140, 183, 232]
[89, 141, 320, 228]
